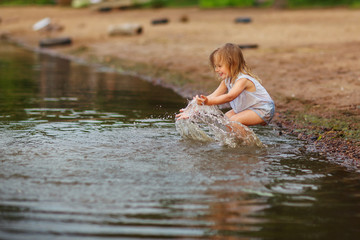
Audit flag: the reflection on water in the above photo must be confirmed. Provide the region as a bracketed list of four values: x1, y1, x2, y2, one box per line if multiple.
[1, 42, 360, 240]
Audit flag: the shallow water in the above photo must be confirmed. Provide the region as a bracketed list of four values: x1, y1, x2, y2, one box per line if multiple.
[1, 42, 360, 240]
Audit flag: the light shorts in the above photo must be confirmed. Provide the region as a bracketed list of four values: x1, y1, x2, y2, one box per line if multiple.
[249, 101, 275, 125]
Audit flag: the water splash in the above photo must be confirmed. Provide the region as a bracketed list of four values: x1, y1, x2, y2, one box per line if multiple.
[175, 100, 264, 148]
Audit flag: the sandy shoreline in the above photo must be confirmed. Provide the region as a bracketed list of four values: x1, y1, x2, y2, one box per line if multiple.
[0, 6, 359, 165]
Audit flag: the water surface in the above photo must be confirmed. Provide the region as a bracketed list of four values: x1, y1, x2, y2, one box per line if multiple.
[1, 42, 360, 240]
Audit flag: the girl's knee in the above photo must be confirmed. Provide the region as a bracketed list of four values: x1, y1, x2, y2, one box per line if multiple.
[225, 109, 235, 119]
[229, 115, 236, 122]
[229, 115, 245, 125]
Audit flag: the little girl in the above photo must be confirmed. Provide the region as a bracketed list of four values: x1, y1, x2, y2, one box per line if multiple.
[176, 43, 275, 130]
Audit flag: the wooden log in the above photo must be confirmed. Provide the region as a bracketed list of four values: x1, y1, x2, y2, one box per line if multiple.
[234, 17, 252, 23]
[238, 44, 258, 49]
[151, 18, 169, 25]
[39, 37, 72, 48]
[108, 23, 143, 36]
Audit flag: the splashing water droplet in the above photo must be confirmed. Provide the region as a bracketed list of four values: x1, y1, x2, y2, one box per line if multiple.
[175, 100, 264, 148]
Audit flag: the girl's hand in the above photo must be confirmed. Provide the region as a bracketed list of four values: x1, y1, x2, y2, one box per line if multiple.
[175, 108, 189, 120]
[195, 95, 208, 105]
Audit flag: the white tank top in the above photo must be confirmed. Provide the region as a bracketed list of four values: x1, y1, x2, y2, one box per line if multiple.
[225, 74, 274, 113]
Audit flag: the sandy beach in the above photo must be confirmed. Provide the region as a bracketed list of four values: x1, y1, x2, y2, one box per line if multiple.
[0, 6, 359, 163]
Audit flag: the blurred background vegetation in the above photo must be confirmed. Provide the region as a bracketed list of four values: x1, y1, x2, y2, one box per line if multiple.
[0, 0, 359, 8]
[0, 0, 55, 5]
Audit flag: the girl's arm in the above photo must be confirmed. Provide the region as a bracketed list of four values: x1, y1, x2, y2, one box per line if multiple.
[198, 78, 248, 106]
[177, 81, 228, 120]
[207, 80, 227, 98]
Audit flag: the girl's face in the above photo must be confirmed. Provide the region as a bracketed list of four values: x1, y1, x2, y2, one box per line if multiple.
[214, 57, 230, 80]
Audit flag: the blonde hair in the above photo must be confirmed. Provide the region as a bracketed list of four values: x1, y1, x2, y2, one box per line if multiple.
[209, 43, 262, 84]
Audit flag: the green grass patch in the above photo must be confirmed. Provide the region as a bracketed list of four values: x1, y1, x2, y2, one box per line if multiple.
[199, 0, 254, 8]
[287, 0, 360, 8]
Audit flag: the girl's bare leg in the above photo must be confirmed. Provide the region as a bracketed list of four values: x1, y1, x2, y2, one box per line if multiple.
[225, 109, 236, 119]
[225, 109, 265, 136]
[229, 110, 265, 126]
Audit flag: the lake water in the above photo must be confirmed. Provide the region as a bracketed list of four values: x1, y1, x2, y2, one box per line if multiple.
[1, 42, 360, 240]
